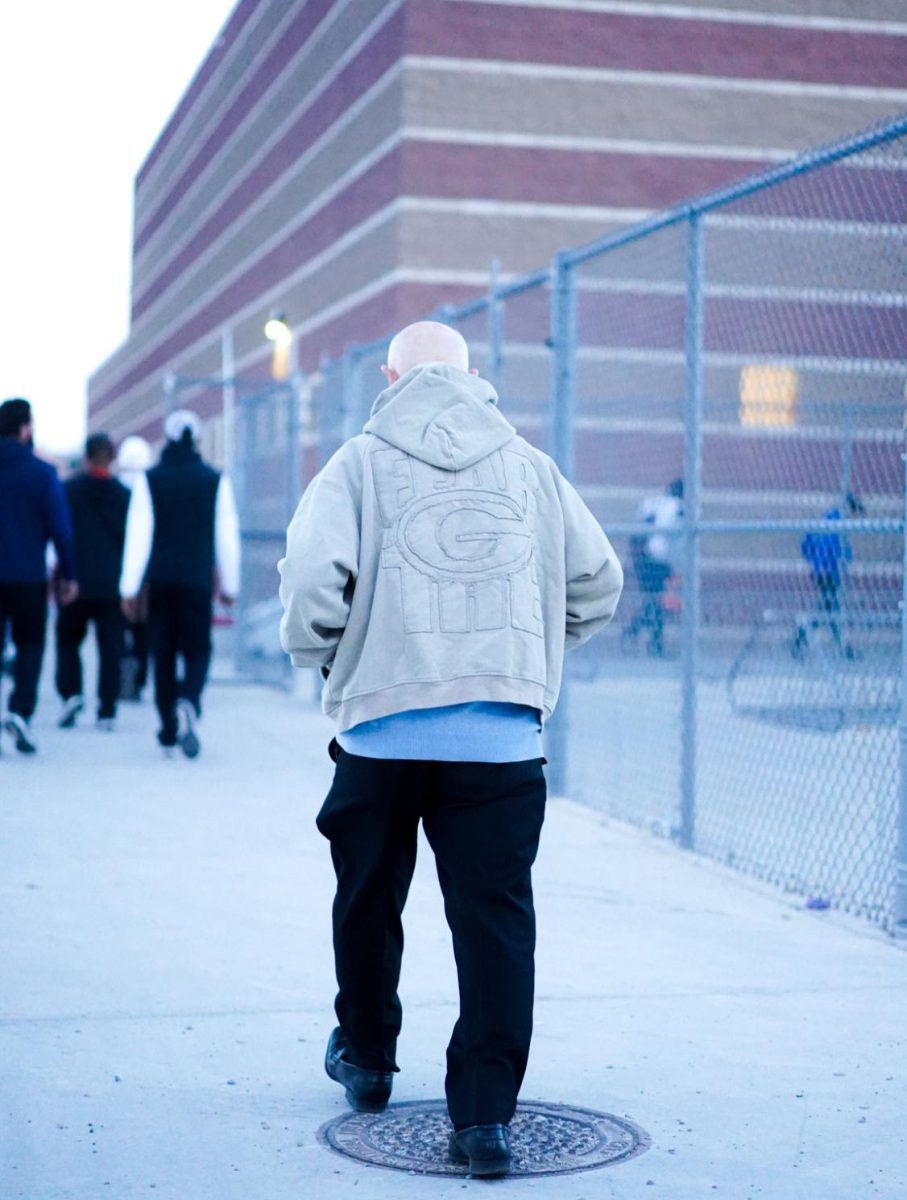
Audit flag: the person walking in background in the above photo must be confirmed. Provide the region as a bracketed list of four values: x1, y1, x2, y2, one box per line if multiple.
[793, 492, 865, 659]
[55, 434, 131, 731]
[0, 398, 78, 754]
[279, 322, 623, 1177]
[120, 411, 240, 758]
[115, 435, 153, 701]
[623, 478, 683, 657]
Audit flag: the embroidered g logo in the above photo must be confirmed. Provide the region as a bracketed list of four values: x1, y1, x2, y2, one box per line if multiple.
[397, 491, 533, 581]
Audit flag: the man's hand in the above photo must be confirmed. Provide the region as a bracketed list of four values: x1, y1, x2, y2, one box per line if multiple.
[57, 579, 79, 606]
[121, 595, 140, 623]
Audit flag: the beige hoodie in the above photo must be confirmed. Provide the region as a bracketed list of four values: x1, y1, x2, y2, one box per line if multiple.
[278, 364, 623, 732]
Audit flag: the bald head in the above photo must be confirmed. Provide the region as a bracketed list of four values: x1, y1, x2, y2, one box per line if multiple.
[382, 322, 471, 384]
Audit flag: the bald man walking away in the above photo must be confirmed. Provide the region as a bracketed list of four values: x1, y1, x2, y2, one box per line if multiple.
[279, 322, 623, 1176]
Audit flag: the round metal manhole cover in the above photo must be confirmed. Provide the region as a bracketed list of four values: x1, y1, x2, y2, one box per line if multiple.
[317, 1100, 650, 1177]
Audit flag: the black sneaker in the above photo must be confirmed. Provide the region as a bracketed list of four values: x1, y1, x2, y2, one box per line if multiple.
[448, 1124, 512, 1177]
[5, 714, 37, 755]
[58, 696, 84, 728]
[324, 1027, 393, 1113]
[176, 699, 200, 759]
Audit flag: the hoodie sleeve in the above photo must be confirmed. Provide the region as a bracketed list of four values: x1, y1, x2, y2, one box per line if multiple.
[553, 466, 624, 649]
[119, 472, 154, 598]
[214, 475, 241, 599]
[278, 449, 361, 669]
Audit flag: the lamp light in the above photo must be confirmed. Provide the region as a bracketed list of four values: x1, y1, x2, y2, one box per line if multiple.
[264, 311, 292, 346]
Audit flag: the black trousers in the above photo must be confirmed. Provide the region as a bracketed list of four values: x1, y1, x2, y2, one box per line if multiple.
[123, 619, 149, 692]
[149, 582, 212, 740]
[0, 582, 47, 720]
[316, 750, 547, 1130]
[56, 598, 124, 719]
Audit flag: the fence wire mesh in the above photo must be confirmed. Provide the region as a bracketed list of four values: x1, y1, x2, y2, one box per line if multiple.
[237, 114, 907, 933]
[233, 379, 301, 684]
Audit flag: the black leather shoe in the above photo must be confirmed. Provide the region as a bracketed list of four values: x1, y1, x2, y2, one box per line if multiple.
[324, 1026, 392, 1113]
[448, 1124, 512, 1177]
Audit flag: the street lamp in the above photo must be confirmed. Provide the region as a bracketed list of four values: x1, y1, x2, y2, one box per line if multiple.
[264, 311, 292, 345]
[265, 310, 293, 380]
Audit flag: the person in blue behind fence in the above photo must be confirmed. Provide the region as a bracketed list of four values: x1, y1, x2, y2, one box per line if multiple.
[792, 492, 864, 661]
[622, 478, 683, 657]
[278, 321, 623, 1178]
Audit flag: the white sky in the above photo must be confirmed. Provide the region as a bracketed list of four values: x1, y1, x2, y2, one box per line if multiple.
[0, 1, 236, 457]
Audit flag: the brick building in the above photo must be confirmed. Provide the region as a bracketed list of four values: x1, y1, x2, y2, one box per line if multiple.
[87, 0, 906, 454]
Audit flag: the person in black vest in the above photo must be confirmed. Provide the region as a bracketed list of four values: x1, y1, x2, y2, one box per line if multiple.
[55, 433, 131, 731]
[0, 398, 78, 754]
[119, 411, 240, 757]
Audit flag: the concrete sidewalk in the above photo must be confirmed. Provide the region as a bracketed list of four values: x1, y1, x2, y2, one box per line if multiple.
[1, 678, 905, 1200]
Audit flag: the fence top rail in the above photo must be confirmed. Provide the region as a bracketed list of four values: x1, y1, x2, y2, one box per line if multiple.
[603, 518, 905, 537]
[318, 113, 905, 376]
[561, 111, 907, 270]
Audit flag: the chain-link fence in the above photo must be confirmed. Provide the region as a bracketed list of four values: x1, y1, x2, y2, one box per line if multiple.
[166, 369, 304, 686]
[256, 114, 907, 934]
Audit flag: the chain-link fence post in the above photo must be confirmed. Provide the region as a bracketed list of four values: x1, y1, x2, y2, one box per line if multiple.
[895, 429, 907, 938]
[234, 396, 252, 680]
[221, 327, 236, 473]
[341, 349, 356, 443]
[546, 253, 577, 795]
[679, 211, 704, 850]
[488, 258, 503, 392]
[163, 370, 177, 416]
[286, 373, 303, 523]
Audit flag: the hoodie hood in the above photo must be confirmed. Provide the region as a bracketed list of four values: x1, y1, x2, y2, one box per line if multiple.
[363, 363, 515, 471]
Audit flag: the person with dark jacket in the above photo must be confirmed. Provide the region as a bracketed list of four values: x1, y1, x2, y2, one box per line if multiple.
[55, 434, 131, 730]
[120, 410, 240, 758]
[0, 397, 77, 754]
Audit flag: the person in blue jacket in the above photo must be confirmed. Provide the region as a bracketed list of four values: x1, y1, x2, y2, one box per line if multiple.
[0, 398, 78, 753]
[793, 492, 864, 659]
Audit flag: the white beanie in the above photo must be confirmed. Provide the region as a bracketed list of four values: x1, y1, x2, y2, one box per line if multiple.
[116, 435, 153, 472]
[163, 409, 201, 444]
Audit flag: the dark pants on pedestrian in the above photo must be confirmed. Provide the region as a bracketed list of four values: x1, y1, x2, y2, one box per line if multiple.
[0, 582, 47, 720]
[56, 598, 124, 719]
[149, 582, 212, 741]
[316, 750, 547, 1130]
[123, 619, 150, 693]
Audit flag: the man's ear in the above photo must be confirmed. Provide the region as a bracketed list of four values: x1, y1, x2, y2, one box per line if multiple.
[469, 367, 479, 376]
[381, 365, 399, 384]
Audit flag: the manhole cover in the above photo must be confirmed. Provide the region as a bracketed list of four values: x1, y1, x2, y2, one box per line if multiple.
[317, 1100, 650, 1177]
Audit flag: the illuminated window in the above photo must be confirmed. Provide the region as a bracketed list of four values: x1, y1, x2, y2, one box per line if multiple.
[739, 365, 798, 428]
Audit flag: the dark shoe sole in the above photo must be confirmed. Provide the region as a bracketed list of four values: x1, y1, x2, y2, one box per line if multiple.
[325, 1028, 392, 1113]
[58, 700, 84, 729]
[448, 1148, 511, 1177]
[176, 702, 200, 759]
[179, 730, 200, 759]
[5, 718, 37, 754]
[342, 1087, 388, 1114]
[449, 1128, 512, 1177]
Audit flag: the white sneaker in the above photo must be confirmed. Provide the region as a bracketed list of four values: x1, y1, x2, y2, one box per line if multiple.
[59, 696, 84, 729]
[96, 717, 116, 733]
[176, 699, 201, 759]
[5, 714, 37, 754]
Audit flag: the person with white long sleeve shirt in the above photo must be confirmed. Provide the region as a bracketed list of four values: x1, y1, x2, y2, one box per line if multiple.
[116, 435, 154, 700]
[120, 410, 240, 757]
